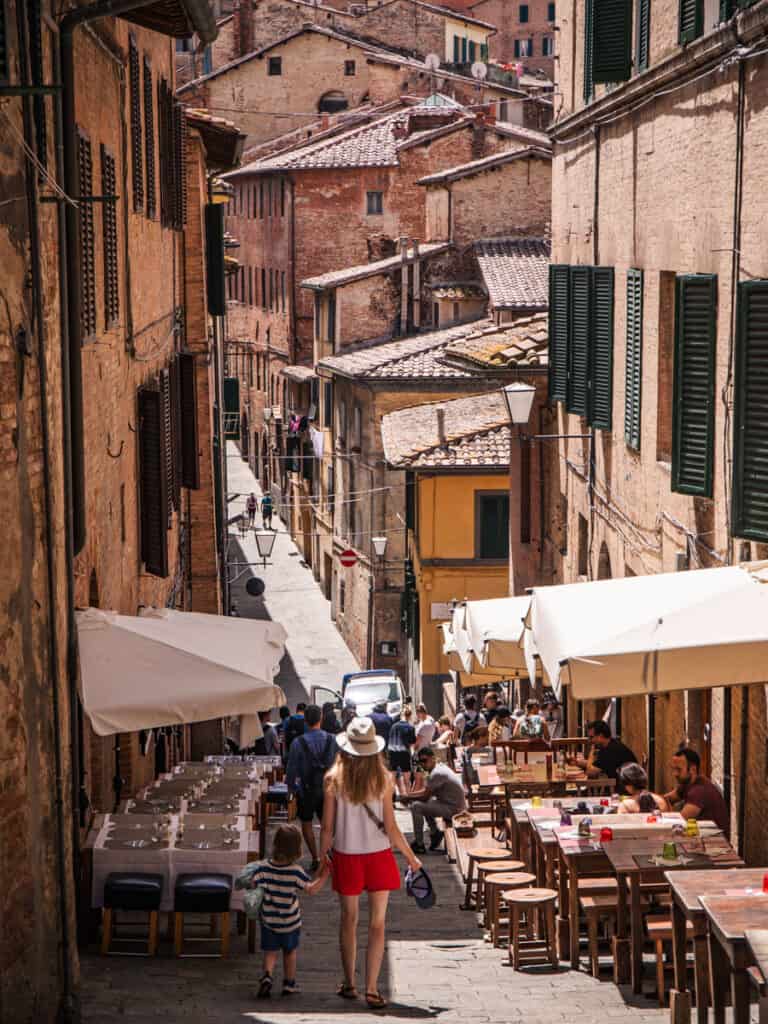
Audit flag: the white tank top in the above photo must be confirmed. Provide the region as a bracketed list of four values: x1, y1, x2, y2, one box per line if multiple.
[333, 794, 391, 855]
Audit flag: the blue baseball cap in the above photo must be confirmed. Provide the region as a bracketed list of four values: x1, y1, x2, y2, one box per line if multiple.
[405, 867, 436, 909]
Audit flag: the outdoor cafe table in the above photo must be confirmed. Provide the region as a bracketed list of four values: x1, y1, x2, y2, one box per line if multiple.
[701, 890, 768, 1024]
[602, 833, 742, 994]
[476, 763, 616, 797]
[665, 868, 767, 1024]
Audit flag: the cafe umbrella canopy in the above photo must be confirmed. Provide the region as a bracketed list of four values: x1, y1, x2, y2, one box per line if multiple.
[523, 561, 768, 701]
[76, 607, 287, 744]
[440, 622, 507, 688]
[450, 596, 531, 675]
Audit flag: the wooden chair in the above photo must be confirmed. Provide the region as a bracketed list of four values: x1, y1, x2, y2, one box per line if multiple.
[645, 915, 694, 1007]
[485, 872, 536, 946]
[580, 893, 618, 977]
[505, 888, 558, 970]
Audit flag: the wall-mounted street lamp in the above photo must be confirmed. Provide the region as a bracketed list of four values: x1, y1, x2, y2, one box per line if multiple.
[254, 530, 277, 568]
[501, 382, 590, 442]
[371, 536, 388, 560]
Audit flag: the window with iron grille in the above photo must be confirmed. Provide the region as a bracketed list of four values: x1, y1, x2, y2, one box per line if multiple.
[100, 145, 119, 329]
[268, 56, 282, 75]
[77, 129, 97, 340]
[28, 0, 47, 168]
[143, 56, 156, 219]
[129, 35, 143, 211]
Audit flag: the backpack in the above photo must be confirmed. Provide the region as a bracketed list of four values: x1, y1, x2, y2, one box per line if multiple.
[460, 710, 479, 742]
[300, 734, 334, 801]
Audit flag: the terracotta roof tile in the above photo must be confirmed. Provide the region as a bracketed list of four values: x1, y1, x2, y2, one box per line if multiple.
[301, 242, 451, 290]
[473, 238, 551, 310]
[442, 313, 548, 369]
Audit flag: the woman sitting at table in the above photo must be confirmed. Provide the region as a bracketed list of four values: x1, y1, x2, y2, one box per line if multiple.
[616, 763, 669, 814]
[512, 699, 550, 741]
[433, 716, 456, 747]
[488, 707, 513, 744]
[463, 725, 492, 760]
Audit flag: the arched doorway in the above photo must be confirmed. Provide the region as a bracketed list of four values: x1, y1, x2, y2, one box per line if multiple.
[597, 541, 612, 580]
[318, 90, 348, 113]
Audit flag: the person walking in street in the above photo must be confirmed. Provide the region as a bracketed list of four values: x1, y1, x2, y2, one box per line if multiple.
[482, 690, 501, 725]
[404, 747, 466, 854]
[414, 703, 436, 752]
[387, 705, 415, 772]
[247, 825, 328, 999]
[321, 702, 342, 735]
[261, 491, 274, 529]
[513, 699, 550, 740]
[252, 710, 280, 756]
[284, 702, 307, 753]
[369, 700, 393, 744]
[663, 747, 730, 835]
[453, 694, 485, 742]
[319, 717, 421, 1010]
[287, 704, 337, 870]
[246, 492, 258, 527]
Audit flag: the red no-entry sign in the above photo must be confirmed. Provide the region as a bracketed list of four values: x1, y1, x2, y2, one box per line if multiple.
[339, 548, 357, 568]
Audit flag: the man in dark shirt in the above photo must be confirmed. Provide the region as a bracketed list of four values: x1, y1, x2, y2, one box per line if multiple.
[571, 720, 638, 786]
[664, 747, 730, 836]
[387, 706, 416, 772]
[283, 702, 307, 753]
[369, 701, 393, 744]
[286, 704, 337, 869]
[482, 690, 501, 725]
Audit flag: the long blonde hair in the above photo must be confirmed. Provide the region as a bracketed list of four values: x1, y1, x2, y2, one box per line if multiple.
[326, 751, 389, 805]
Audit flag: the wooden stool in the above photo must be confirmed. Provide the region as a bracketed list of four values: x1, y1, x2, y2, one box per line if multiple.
[485, 872, 536, 946]
[463, 847, 514, 910]
[173, 873, 232, 957]
[505, 888, 558, 971]
[645, 915, 694, 1007]
[476, 859, 525, 915]
[101, 873, 163, 956]
[580, 893, 618, 978]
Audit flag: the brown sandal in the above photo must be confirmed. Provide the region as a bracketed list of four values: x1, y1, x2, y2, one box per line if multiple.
[366, 992, 388, 1010]
[337, 983, 357, 999]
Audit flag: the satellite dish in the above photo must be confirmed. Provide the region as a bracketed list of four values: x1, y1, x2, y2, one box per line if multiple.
[245, 577, 266, 597]
[471, 61, 488, 80]
[424, 52, 441, 71]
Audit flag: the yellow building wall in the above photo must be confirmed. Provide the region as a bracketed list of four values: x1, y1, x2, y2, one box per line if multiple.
[415, 472, 509, 676]
[444, 17, 491, 61]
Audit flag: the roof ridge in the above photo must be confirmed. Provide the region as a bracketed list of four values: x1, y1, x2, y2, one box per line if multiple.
[402, 418, 510, 464]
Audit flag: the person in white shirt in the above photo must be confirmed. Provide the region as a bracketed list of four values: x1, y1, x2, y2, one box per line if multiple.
[413, 703, 436, 751]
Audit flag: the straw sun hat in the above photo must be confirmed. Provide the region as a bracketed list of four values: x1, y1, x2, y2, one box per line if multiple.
[336, 716, 386, 757]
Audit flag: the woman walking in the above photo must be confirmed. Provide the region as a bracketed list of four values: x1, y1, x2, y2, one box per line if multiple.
[319, 717, 421, 1010]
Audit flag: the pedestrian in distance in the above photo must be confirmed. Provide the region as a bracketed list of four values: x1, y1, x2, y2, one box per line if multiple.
[369, 700, 393, 744]
[319, 717, 421, 1010]
[250, 824, 328, 999]
[276, 704, 291, 758]
[286, 704, 338, 870]
[283, 702, 307, 753]
[261, 491, 274, 529]
[413, 702, 436, 751]
[453, 694, 485, 742]
[321, 701, 342, 735]
[251, 710, 280, 756]
[246, 492, 258, 526]
[387, 705, 415, 772]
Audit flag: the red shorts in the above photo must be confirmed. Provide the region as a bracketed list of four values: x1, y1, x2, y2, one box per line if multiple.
[331, 848, 401, 896]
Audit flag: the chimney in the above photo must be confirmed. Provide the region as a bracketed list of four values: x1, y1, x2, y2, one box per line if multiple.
[435, 406, 446, 446]
[234, 0, 253, 58]
[392, 118, 408, 140]
[472, 110, 486, 159]
[485, 101, 496, 126]
[320, 113, 330, 130]
[411, 239, 421, 328]
[400, 237, 409, 334]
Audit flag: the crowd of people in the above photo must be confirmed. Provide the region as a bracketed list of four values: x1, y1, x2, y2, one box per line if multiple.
[242, 688, 728, 1004]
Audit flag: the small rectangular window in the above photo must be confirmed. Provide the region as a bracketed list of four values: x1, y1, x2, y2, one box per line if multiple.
[280, 178, 286, 216]
[344, 60, 356, 75]
[366, 190, 383, 215]
[281, 270, 286, 312]
[453, 34, 460, 62]
[468, 40, 476, 62]
[461, 36, 468, 62]
[268, 56, 282, 75]
[577, 513, 589, 576]
[261, 267, 267, 309]
[260, 181, 264, 218]
[519, 3, 529, 22]
[543, 35, 554, 56]
[328, 292, 336, 343]
[548, 1, 556, 19]
[679, 0, 703, 45]
[476, 492, 510, 560]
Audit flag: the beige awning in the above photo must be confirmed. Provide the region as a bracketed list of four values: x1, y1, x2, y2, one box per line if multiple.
[440, 623, 507, 687]
[77, 607, 287, 740]
[448, 596, 530, 676]
[524, 562, 768, 700]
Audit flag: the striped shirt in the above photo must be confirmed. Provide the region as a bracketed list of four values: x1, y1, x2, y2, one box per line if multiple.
[249, 860, 310, 933]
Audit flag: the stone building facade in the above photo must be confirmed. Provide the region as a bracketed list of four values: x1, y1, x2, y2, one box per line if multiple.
[550, 0, 768, 859]
[468, 0, 556, 74]
[0, 3, 226, 1018]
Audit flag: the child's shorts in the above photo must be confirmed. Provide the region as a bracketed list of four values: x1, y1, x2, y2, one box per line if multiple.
[330, 848, 401, 896]
[260, 924, 300, 953]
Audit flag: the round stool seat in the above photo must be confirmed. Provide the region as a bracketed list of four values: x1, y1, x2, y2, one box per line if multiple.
[468, 847, 514, 862]
[477, 859, 525, 874]
[485, 871, 536, 889]
[502, 886, 557, 905]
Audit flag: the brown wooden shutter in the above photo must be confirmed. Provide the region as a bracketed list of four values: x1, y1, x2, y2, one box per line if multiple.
[173, 102, 187, 230]
[77, 128, 97, 340]
[129, 35, 143, 211]
[160, 367, 179, 514]
[138, 385, 169, 577]
[100, 145, 119, 328]
[179, 352, 200, 489]
[143, 56, 156, 220]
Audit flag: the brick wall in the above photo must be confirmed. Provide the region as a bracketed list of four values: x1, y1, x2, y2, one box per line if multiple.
[471, 0, 555, 74]
[449, 152, 551, 243]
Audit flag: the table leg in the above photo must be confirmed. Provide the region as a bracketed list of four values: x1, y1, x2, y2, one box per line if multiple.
[613, 871, 631, 986]
[669, 899, 692, 1024]
[568, 857, 580, 970]
[556, 847, 570, 962]
[463, 859, 475, 910]
[708, 931, 729, 1024]
[630, 876, 643, 995]
[731, 967, 751, 1024]
[693, 932, 710, 1024]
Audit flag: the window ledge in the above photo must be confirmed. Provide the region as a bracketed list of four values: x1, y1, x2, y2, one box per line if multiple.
[657, 459, 672, 474]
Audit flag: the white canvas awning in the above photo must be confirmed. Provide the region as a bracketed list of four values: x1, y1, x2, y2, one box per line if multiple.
[440, 623, 507, 687]
[77, 607, 287, 739]
[449, 596, 530, 675]
[525, 562, 768, 700]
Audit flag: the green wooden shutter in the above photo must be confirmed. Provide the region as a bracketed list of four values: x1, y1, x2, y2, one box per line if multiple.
[453, 35, 460, 62]
[478, 494, 510, 560]
[637, 0, 651, 72]
[624, 269, 644, 450]
[568, 266, 591, 416]
[178, 352, 200, 490]
[590, 267, 614, 429]
[720, 0, 733, 16]
[548, 265, 570, 402]
[672, 274, 717, 497]
[679, 0, 703, 44]
[138, 386, 169, 578]
[592, 0, 632, 83]
[205, 204, 226, 316]
[732, 281, 768, 541]
[224, 376, 240, 440]
[583, 0, 594, 102]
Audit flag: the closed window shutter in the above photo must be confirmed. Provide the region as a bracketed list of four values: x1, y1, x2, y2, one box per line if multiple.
[549, 264, 569, 402]
[592, 0, 632, 83]
[138, 386, 169, 578]
[100, 145, 119, 328]
[732, 281, 768, 541]
[173, 102, 187, 229]
[169, 359, 182, 509]
[583, 0, 594, 102]
[160, 368, 178, 515]
[77, 129, 97, 340]
[679, 0, 703, 44]
[129, 36, 143, 211]
[29, 1, 46, 168]
[0, 3, 8, 84]
[178, 353, 200, 489]
[637, 0, 651, 72]
[672, 274, 717, 496]
[478, 495, 510, 559]
[568, 266, 591, 416]
[205, 204, 226, 316]
[590, 266, 614, 429]
[624, 269, 643, 450]
[143, 57, 156, 219]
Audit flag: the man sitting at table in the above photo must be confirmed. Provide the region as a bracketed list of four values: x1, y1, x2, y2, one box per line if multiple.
[405, 748, 467, 854]
[570, 720, 638, 786]
[664, 747, 730, 836]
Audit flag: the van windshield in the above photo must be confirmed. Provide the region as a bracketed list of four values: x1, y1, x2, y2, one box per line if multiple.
[345, 680, 399, 703]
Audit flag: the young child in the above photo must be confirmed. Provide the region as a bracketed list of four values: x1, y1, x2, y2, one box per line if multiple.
[249, 824, 327, 998]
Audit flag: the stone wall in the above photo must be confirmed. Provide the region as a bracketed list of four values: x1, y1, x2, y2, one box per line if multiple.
[470, 0, 555, 74]
[449, 152, 551, 243]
